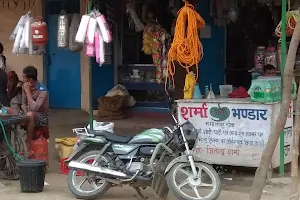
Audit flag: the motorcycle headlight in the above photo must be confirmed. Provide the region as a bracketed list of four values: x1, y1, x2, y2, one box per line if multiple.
[182, 121, 198, 149]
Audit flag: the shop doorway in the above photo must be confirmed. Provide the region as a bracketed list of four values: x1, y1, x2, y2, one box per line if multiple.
[45, 0, 81, 109]
[225, 2, 277, 89]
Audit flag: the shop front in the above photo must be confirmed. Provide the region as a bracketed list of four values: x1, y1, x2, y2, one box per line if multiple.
[112, 0, 225, 112]
[176, 99, 293, 168]
[173, 0, 297, 169]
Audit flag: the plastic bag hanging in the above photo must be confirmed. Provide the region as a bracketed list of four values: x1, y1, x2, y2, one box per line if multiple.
[10, 15, 26, 40]
[126, 2, 144, 32]
[57, 12, 69, 48]
[69, 14, 83, 52]
[87, 12, 97, 44]
[96, 14, 112, 43]
[24, 16, 31, 48]
[75, 15, 90, 43]
[12, 23, 24, 54]
[94, 30, 100, 63]
[99, 32, 105, 66]
[86, 35, 95, 57]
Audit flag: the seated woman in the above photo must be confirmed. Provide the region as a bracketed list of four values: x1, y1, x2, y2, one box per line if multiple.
[7, 71, 22, 110]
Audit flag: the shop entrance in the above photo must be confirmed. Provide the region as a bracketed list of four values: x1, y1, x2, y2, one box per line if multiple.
[45, 0, 81, 109]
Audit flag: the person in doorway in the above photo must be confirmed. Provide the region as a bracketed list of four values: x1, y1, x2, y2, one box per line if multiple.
[0, 43, 6, 71]
[263, 64, 277, 77]
[0, 68, 9, 107]
[7, 71, 23, 110]
[6, 66, 49, 150]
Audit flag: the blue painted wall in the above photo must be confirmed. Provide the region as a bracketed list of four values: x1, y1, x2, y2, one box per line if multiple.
[195, 0, 225, 94]
[46, 15, 81, 109]
[92, 59, 114, 109]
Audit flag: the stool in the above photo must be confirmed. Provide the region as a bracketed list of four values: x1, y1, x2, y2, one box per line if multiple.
[29, 135, 49, 170]
[20, 124, 50, 140]
[35, 126, 49, 139]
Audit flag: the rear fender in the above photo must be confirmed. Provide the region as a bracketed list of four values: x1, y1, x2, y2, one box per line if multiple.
[65, 139, 106, 163]
[164, 155, 212, 175]
[65, 142, 90, 163]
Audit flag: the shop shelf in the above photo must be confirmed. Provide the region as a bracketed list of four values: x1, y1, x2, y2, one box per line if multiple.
[135, 101, 168, 108]
[120, 82, 165, 90]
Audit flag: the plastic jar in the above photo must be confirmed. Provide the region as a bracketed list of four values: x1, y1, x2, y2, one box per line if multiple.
[255, 46, 265, 70]
[265, 46, 278, 69]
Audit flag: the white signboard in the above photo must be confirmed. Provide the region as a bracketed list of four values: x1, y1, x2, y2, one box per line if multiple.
[177, 101, 293, 167]
[273, 102, 293, 168]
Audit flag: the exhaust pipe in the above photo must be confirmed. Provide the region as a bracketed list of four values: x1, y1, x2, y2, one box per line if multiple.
[68, 161, 128, 178]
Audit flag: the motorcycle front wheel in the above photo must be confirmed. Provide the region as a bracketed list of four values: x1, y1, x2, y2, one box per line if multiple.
[166, 162, 221, 200]
[67, 150, 112, 200]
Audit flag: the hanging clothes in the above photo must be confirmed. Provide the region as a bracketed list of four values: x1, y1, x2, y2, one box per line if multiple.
[142, 22, 171, 83]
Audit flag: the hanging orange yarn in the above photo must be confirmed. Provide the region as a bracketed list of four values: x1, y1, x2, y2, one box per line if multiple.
[166, 1, 205, 91]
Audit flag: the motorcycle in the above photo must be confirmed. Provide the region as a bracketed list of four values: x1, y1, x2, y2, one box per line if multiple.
[66, 107, 221, 200]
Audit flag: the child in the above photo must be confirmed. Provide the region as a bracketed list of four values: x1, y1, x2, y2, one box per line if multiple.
[263, 64, 277, 77]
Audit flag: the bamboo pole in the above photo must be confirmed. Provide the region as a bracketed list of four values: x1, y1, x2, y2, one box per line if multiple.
[280, 0, 287, 176]
[88, 0, 94, 131]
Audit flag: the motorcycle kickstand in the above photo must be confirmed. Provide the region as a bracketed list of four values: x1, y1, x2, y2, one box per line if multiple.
[134, 187, 148, 200]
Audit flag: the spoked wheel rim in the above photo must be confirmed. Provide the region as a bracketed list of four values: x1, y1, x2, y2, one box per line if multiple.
[172, 163, 218, 200]
[0, 128, 27, 180]
[71, 154, 108, 194]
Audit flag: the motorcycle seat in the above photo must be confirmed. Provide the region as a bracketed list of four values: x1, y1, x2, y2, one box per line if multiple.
[88, 130, 133, 143]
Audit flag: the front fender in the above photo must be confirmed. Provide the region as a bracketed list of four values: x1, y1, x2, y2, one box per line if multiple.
[164, 155, 212, 175]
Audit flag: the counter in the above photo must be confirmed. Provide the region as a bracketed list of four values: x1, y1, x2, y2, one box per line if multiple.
[176, 98, 293, 168]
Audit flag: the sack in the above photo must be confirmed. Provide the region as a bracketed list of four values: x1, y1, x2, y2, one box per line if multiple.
[69, 14, 83, 52]
[55, 137, 77, 159]
[106, 84, 130, 97]
[87, 120, 114, 133]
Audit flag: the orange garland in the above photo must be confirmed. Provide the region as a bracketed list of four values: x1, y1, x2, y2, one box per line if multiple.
[166, 1, 205, 92]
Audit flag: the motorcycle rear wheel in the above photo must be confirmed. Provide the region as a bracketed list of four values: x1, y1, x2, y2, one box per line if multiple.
[67, 150, 112, 200]
[166, 162, 221, 200]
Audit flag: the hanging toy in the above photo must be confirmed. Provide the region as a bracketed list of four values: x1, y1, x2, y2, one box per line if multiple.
[126, 2, 144, 32]
[275, 9, 300, 39]
[228, 2, 239, 23]
[57, 13, 69, 48]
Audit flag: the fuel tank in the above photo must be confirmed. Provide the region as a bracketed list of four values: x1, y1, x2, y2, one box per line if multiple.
[128, 128, 165, 144]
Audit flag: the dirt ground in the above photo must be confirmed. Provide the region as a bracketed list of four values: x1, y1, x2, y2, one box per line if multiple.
[0, 109, 296, 199]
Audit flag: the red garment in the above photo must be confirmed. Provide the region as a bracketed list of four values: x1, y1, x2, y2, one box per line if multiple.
[228, 86, 250, 98]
